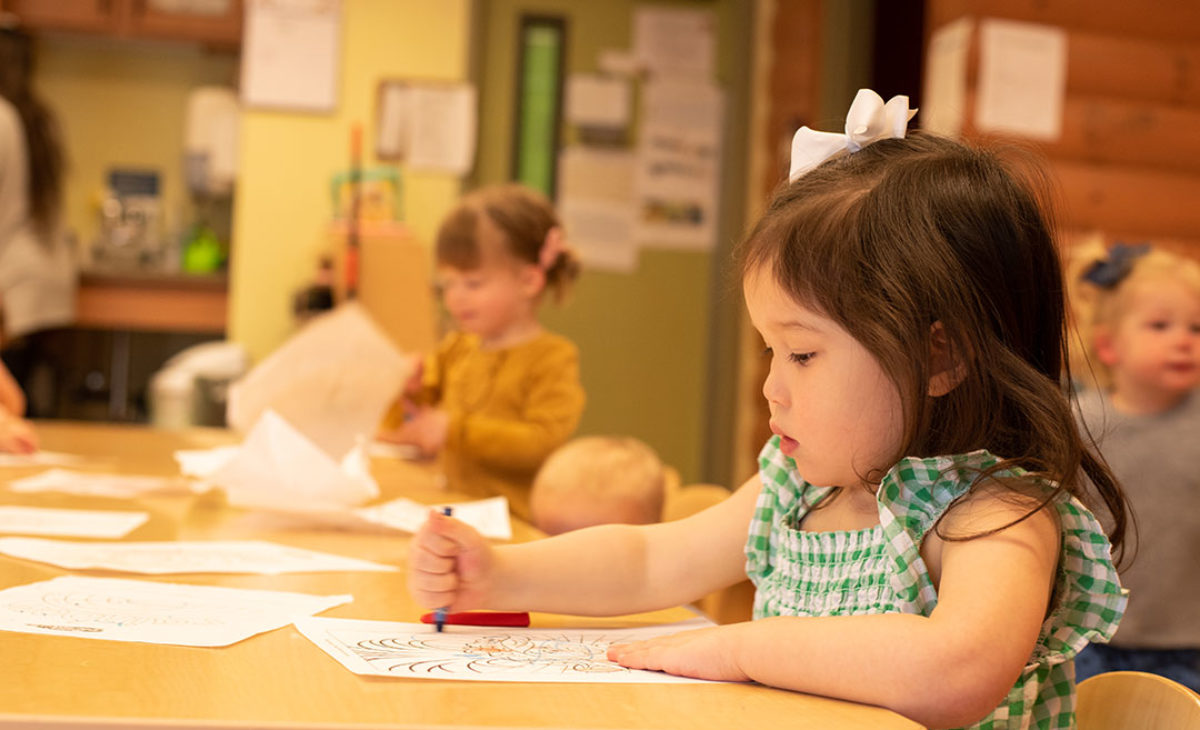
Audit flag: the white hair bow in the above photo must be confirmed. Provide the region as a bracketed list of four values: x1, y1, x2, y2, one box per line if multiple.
[788, 89, 918, 181]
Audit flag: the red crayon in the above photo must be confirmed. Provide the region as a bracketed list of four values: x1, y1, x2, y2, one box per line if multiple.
[420, 611, 532, 628]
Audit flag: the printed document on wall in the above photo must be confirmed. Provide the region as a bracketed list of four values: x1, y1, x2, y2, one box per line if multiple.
[923, 17, 972, 137]
[632, 6, 715, 78]
[241, 0, 341, 112]
[558, 147, 638, 272]
[634, 79, 723, 251]
[974, 19, 1066, 141]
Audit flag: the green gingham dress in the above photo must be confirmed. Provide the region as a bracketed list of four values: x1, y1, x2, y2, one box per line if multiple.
[745, 437, 1125, 730]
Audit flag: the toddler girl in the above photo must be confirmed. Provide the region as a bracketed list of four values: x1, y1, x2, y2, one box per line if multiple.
[380, 183, 585, 521]
[1070, 243, 1200, 691]
[408, 91, 1129, 729]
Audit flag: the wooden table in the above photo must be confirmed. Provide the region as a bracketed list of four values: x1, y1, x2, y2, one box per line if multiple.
[0, 422, 921, 730]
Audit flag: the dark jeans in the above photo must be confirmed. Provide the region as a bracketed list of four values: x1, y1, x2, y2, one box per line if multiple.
[1075, 643, 1200, 693]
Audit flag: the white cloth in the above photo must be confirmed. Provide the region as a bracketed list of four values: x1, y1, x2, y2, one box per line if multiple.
[0, 97, 75, 341]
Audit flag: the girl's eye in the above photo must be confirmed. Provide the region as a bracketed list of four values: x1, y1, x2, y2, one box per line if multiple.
[761, 346, 773, 358]
[789, 352, 816, 365]
[1148, 320, 1169, 331]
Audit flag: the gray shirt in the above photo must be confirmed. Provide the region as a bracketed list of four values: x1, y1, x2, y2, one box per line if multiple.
[1075, 388, 1200, 648]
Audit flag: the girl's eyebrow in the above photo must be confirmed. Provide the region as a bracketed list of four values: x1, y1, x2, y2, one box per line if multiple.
[777, 319, 823, 332]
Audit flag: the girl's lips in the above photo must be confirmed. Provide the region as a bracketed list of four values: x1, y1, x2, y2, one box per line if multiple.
[778, 435, 799, 455]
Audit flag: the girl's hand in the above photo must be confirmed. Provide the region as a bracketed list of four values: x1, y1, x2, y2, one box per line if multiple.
[0, 412, 37, 454]
[607, 624, 751, 682]
[402, 358, 425, 397]
[380, 407, 449, 457]
[407, 509, 496, 612]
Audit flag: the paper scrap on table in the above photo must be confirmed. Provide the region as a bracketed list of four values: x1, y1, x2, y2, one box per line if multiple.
[365, 440, 421, 461]
[355, 496, 512, 540]
[0, 576, 350, 647]
[0, 505, 148, 538]
[227, 303, 412, 460]
[0, 537, 396, 575]
[174, 445, 241, 479]
[0, 451, 85, 468]
[295, 616, 716, 683]
[7, 469, 194, 499]
[205, 409, 379, 515]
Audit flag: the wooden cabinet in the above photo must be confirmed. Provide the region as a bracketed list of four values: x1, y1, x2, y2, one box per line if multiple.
[1, 0, 242, 45]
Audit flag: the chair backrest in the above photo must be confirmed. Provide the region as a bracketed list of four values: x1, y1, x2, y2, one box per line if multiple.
[1077, 671, 1200, 730]
[662, 483, 731, 522]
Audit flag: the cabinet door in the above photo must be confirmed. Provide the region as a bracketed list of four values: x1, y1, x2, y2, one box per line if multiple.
[127, 0, 242, 45]
[1, 0, 119, 33]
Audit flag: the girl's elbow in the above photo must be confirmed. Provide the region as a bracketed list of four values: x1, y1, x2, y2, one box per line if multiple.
[893, 666, 1015, 729]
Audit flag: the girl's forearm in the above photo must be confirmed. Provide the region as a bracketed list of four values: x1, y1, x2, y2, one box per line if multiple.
[486, 524, 661, 615]
[727, 615, 1019, 729]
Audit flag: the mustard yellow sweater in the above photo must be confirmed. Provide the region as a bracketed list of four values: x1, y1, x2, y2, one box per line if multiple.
[392, 330, 585, 520]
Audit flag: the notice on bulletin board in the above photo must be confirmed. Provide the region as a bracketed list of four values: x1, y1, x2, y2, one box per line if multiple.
[634, 78, 723, 251]
[241, 0, 342, 113]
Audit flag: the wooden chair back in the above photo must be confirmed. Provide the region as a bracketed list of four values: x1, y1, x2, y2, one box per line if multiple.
[1077, 670, 1200, 730]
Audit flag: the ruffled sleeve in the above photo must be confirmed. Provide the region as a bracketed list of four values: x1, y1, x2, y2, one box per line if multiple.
[876, 450, 1005, 614]
[1034, 496, 1126, 664]
[875, 449, 1126, 662]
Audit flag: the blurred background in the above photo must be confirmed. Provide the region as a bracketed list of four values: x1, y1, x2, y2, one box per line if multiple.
[0, 0, 1195, 489]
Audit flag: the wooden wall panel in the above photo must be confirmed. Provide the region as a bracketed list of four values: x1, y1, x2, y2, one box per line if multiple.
[1052, 162, 1200, 241]
[928, 0, 1200, 43]
[927, 0, 1200, 260]
[964, 94, 1200, 174]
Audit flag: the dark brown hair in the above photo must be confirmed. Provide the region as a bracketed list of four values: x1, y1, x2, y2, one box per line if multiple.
[738, 132, 1128, 563]
[0, 27, 65, 241]
[436, 183, 580, 303]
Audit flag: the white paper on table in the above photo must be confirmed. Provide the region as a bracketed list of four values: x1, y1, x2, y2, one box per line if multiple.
[0, 576, 350, 647]
[227, 303, 412, 460]
[0, 537, 396, 575]
[207, 410, 379, 515]
[365, 440, 421, 461]
[0, 451, 85, 468]
[975, 18, 1067, 141]
[175, 445, 241, 479]
[7, 469, 193, 499]
[354, 496, 512, 540]
[295, 616, 716, 683]
[0, 506, 148, 538]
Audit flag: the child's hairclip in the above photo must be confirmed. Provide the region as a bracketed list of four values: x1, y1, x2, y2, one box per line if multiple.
[789, 89, 917, 181]
[1081, 242, 1151, 289]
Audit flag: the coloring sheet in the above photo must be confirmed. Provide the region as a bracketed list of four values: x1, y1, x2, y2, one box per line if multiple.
[0, 576, 350, 647]
[0, 506, 148, 538]
[295, 616, 717, 683]
[354, 496, 513, 540]
[0, 451, 85, 468]
[0, 537, 396, 575]
[7, 469, 193, 499]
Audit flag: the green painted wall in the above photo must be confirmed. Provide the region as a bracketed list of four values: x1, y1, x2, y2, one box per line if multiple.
[473, 0, 751, 485]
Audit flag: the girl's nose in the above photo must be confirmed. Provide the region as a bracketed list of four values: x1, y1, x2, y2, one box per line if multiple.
[761, 359, 788, 407]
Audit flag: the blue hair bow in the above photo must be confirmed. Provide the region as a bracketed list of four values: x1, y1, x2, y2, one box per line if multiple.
[1082, 243, 1151, 289]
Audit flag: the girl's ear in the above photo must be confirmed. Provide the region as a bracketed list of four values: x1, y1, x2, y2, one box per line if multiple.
[928, 321, 967, 397]
[519, 263, 548, 298]
[1093, 325, 1119, 367]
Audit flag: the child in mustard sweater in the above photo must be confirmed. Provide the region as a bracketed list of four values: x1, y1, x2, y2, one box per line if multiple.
[380, 184, 584, 519]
